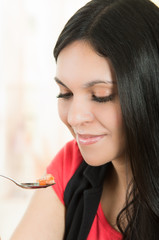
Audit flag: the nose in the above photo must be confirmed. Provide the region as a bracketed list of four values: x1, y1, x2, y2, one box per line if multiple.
[67, 97, 94, 127]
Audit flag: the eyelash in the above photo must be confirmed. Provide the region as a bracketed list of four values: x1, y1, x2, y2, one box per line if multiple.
[56, 93, 114, 103]
[92, 94, 114, 103]
[57, 92, 73, 99]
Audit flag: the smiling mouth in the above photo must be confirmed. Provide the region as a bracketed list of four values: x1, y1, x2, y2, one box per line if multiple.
[77, 134, 106, 145]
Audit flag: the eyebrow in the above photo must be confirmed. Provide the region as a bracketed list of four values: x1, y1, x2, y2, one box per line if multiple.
[54, 77, 115, 88]
[84, 80, 114, 87]
[54, 77, 68, 88]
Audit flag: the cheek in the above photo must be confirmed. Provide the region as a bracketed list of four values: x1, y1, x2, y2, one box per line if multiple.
[108, 104, 125, 147]
[58, 102, 75, 136]
[112, 106, 123, 130]
[114, 104, 124, 129]
[58, 102, 68, 124]
[98, 103, 124, 132]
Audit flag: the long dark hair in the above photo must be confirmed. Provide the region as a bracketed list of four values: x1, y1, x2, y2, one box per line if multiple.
[54, 0, 159, 239]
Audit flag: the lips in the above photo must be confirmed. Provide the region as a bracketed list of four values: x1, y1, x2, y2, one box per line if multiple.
[77, 134, 106, 145]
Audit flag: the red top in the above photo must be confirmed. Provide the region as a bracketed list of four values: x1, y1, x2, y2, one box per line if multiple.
[47, 139, 122, 240]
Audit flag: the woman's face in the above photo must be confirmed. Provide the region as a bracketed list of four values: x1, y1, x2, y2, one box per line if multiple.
[55, 40, 126, 166]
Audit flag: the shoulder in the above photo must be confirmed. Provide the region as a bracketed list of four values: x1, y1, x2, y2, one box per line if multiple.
[47, 139, 82, 176]
[47, 139, 83, 204]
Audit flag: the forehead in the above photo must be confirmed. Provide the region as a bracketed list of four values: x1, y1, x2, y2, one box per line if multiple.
[56, 40, 116, 87]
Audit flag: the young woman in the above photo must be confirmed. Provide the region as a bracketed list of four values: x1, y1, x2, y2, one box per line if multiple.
[11, 0, 159, 239]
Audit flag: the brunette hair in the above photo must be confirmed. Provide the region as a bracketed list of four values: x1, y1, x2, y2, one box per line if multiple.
[54, 0, 159, 239]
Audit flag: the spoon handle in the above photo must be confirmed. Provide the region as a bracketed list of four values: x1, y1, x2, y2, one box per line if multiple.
[0, 174, 21, 187]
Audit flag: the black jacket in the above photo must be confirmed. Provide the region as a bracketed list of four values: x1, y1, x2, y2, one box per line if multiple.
[64, 160, 111, 240]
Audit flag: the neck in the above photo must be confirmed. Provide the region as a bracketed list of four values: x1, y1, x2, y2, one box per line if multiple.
[101, 158, 133, 231]
[111, 157, 132, 192]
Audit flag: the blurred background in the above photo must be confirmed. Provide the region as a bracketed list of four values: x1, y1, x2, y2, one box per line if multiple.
[0, 0, 159, 239]
[0, 0, 88, 239]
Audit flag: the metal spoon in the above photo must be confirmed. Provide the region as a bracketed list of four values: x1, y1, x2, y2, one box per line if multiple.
[0, 174, 55, 189]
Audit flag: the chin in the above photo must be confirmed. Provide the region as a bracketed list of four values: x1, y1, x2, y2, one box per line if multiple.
[85, 160, 109, 167]
[82, 154, 111, 167]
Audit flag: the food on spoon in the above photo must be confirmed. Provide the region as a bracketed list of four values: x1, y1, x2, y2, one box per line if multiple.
[36, 174, 55, 186]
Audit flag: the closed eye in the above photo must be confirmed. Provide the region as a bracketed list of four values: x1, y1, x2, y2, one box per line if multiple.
[57, 93, 115, 102]
[92, 94, 115, 103]
[56, 92, 73, 99]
